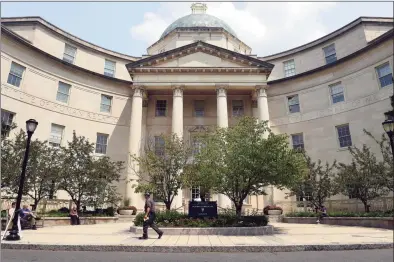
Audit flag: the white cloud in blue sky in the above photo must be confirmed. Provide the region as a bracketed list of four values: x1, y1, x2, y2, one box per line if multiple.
[1, 1, 393, 57]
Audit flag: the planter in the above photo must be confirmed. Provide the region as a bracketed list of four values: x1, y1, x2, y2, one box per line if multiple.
[268, 210, 282, 215]
[119, 210, 134, 215]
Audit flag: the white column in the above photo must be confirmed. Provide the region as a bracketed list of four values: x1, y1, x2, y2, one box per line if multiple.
[172, 86, 184, 210]
[216, 86, 232, 209]
[126, 86, 145, 211]
[256, 86, 274, 206]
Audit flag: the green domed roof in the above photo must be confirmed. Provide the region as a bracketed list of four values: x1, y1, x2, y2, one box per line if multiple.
[160, 5, 237, 40]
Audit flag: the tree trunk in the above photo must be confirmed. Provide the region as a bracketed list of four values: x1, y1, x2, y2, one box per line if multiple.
[362, 200, 370, 212]
[32, 199, 39, 211]
[165, 201, 171, 210]
[235, 203, 243, 217]
[76, 200, 81, 212]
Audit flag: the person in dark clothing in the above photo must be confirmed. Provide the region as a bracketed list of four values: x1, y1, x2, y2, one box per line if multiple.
[139, 192, 163, 240]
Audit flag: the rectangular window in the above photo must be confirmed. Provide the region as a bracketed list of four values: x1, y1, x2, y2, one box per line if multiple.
[243, 196, 250, 204]
[329, 83, 345, 104]
[336, 124, 352, 148]
[1, 110, 15, 137]
[194, 100, 205, 117]
[291, 133, 304, 150]
[284, 59, 296, 77]
[323, 44, 337, 64]
[56, 82, 71, 103]
[100, 95, 112, 113]
[191, 186, 200, 200]
[287, 95, 300, 113]
[7, 62, 25, 87]
[192, 136, 204, 156]
[104, 59, 116, 77]
[376, 63, 393, 88]
[95, 133, 109, 154]
[49, 124, 65, 147]
[232, 100, 244, 117]
[63, 44, 77, 64]
[155, 100, 167, 117]
[154, 136, 165, 157]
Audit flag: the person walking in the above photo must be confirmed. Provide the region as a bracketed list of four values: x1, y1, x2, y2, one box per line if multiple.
[69, 206, 80, 225]
[139, 192, 163, 240]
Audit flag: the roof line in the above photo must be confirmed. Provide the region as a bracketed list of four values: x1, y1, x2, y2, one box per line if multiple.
[147, 27, 252, 51]
[267, 28, 394, 85]
[1, 26, 133, 85]
[260, 16, 393, 61]
[1, 16, 140, 61]
[127, 40, 274, 69]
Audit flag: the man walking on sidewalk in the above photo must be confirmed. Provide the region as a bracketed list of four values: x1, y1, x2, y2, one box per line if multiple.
[139, 192, 163, 240]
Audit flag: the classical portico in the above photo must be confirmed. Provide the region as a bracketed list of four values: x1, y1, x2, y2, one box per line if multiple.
[123, 4, 274, 211]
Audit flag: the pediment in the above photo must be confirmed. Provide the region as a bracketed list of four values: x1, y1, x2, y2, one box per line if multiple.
[127, 41, 274, 74]
[151, 51, 245, 68]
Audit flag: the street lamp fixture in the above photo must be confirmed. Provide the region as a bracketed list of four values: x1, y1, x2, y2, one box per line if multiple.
[5, 119, 38, 241]
[382, 119, 394, 169]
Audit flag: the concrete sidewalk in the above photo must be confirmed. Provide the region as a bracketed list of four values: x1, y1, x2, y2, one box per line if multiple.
[1, 222, 393, 252]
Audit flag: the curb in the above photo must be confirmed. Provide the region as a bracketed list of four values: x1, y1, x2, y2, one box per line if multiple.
[2, 243, 393, 253]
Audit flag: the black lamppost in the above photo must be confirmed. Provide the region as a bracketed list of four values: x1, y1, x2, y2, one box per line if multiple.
[6, 119, 38, 241]
[382, 119, 394, 165]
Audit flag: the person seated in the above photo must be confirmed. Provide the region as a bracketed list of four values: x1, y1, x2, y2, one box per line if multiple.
[70, 206, 80, 225]
[20, 204, 39, 230]
[320, 205, 328, 217]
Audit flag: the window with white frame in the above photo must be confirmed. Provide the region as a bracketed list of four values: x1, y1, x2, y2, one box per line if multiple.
[49, 124, 65, 147]
[191, 186, 201, 200]
[63, 44, 77, 64]
[155, 100, 167, 117]
[243, 196, 250, 204]
[192, 136, 204, 156]
[100, 95, 112, 113]
[329, 82, 345, 104]
[1, 110, 15, 137]
[95, 133, 109, 154]
[291, 133, 304, 150]
[323, 44, 337, 64]
[376, 63, 393, 88]
[56, 82, 71, 103]
[154, 136, 165, 157]
[7, 62, 25, 87]
[283, 59, 296, 77]
[232, 100, 244, 117]
[336, 124, 352, 148]
[287, 95, 300, 113]
[104, 59, 116, 77]
[194, 100, 205, 117]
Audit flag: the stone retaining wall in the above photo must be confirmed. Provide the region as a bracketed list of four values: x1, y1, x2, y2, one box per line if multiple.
[129, 225, 274, 236]
[41, 217, 119, 227]
[283, 217, 393, 230]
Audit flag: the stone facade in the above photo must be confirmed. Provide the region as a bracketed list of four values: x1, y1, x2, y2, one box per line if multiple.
[1, 7, 393, 211]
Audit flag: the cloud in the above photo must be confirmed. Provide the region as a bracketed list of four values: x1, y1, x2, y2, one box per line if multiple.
[130, 2, 339, 56]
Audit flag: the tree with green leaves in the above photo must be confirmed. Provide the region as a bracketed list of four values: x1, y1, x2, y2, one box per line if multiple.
[131, 134, 192, 210]
[59, 132, 124, 211]
[363, 129, 394, 192]
[287, 152, 336, 211]
[185, 117, 306, 216]
[334, 145, 388, 212]
[1, 129, 62, 210]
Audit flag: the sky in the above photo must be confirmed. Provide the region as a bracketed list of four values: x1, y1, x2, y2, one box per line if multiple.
[1, 1, 393, 57]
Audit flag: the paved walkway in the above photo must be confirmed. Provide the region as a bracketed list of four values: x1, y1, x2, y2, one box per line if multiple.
[1, 222, 393, 252]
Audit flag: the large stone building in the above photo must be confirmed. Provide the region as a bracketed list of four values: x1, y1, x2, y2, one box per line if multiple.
[1, 4, 393, 211]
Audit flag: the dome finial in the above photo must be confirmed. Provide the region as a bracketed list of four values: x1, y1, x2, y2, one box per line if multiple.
[191, 3, 207, 14]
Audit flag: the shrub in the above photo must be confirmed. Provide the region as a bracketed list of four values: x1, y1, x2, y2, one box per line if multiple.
[105, 207, 116, 216]
[58, 207, 69, 213]
[263, 205, 283, 215]
[133, 210, 268, 227]
[285, 210, 394, 218]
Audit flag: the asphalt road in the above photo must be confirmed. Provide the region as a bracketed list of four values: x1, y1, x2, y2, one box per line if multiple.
[1, 249, 393, 262]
